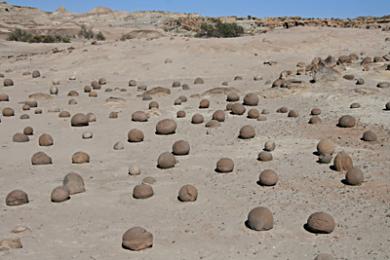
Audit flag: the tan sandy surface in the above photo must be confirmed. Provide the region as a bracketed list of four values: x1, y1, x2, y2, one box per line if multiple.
[0, 26, 390, 259]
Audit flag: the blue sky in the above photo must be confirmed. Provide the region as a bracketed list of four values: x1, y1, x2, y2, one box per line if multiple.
[8, 0, 390, 18]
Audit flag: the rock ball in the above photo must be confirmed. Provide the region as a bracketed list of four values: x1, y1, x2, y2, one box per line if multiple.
[133, 184, 154, 199]
[333, 151, 353, 172]
[5, 190, 29, 206]
[51, 186, 70, 203]
[72, 151, 90, 164]
[31, 152, 52, 165]
[178, 184, 198, 202]
[239, 125, 256, 139]
[157, 152, 176, 169]
[128, 129, 144, 143]
[258, 169, 278, 186]
[122, 227, 153, 251]
[172, 140, 190, 155]
[306, 212, 335, 234]
[63, 172, 85, 194]
[317, 139, 335, 155]
[38, 133, 54, 146]
[246, 207, 273, 231]
[156, 119, 177, 135]
[216, 158, 234, 173]
[243, 93, 259, 106]
[338, 115, 356, 128]
[71, 113, 89, 127]
[345, 167, 364, 186]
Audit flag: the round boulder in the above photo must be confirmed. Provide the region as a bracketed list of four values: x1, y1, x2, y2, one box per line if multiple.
[5, 190, 29, 206]
[306, 212, 335, 234]
[338, 115, 356, 128]
[128, 129, 144, 143]
[172, 140, 190, 156]
[63, 172, 85, 194]
[243, 93, 259, 106]
[362, 130, 377, 142]
[38, 133, 54, 146]
[133, 184, 154, 199]
[156, 119, 177, 135]
[246, 207, 273, 231]
[31, 152, 52, 165]
[258, 169, 278, 186]
[239, 125, 255, 139]
[132, 111, 148, 122]
[178, 184, 198, 202]
[13, 133, 29, 143]
[216, 158, 234, 173]
[72, 151, 90, 164]
[191, 113, 204, 124]
[333, 151, 353, 172]
[122, 227, 153, 251]
[51, 186, 70, 203]
[71, 113, 89, 127]
[317, 139, 335, 155]
[157, 152, 176, 169]
[345, 167, 364, 186]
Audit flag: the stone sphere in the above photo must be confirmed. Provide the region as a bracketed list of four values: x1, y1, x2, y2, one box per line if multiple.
[51, 186, 70, 203]
[311, 108, 321, 115]
[91, 80, 101, 90]
[31, 152, 52, 165]
[350, 102, 360, 109]
[82, 131, 93, 139]
[225, 103, 234, 111]
[309, 116, 322, 124]
[128, 80, 137, 87]
[172, 140, 190, 155]
[122, 227, 153, 251]
[98, 78, 107, 85]
[212, 110, 225, 122]
[129, 165, 141, 176]
[194, 77, 204, 84]
[50, 86, 58, 95]
[34, 108, 42, 114]
[133, 184, 154, 199]
[113, 141, 124, 150]
[20, 114, 30, 119]
[13, 133, 29, 143]
[306, 212, 335, 234]
[22, 104, 30, 110]
[205, 120, 220, 128]
[246, 207, 273, 231]
[199, 99, 210, 109]
[191, 113, 204, 124]
[362, 130, 377, 142]
[0, 93, 9, 101]
[3, 78, 14, 87]
[231, 103, 246, 115]
[338, 115, 356, 128]
[345, 167, 364, 186]
[156, 119, 177, 135]
[258, 151, 273, 162]
[71, 113, 89, 127]
[109, 112, 118, 119]
[23, 126, 33, 135]
[148, 101, 159, 109]
[67, 90, 79, 97]
[247, 108, 259, 119]
[239, 125, 256, 139]
[38, 133, 54, 146]
[226, 92, 240, 102]
[264, 141, 275, 152]
[333, 151, 353, 172]
[32, 70, 41, 78]
[2, 107, 14, 117]
[63, 172, 85, 194]
[59, 111, 71, 118]
[178, 184, 198, 202]
[89, 91, 98, 97]
[177, 111, 186, 118]
[84, 85, 92, 93]
[72, 151, 90, 164]
[243, 93, 259, 106]
[276, 106, 289, 113]
[216, 158, 234, 173]
[288, 110, 299, 118]
[6, 190, 29, 206]
[132, 111, 148, 122]
[258, 169, 278, 186]
[317, 139, 335, 155]
[314, 254, 335, 260]
[179, 96, 188, 103]
[157, 152, 176, 169]
[128, 129, 144, 143]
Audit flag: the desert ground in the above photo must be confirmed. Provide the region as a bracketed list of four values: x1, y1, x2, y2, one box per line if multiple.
[0, 8, 390, 260]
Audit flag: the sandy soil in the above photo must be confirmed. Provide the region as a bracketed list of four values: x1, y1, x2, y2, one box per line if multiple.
[0, 26, 390, 260]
